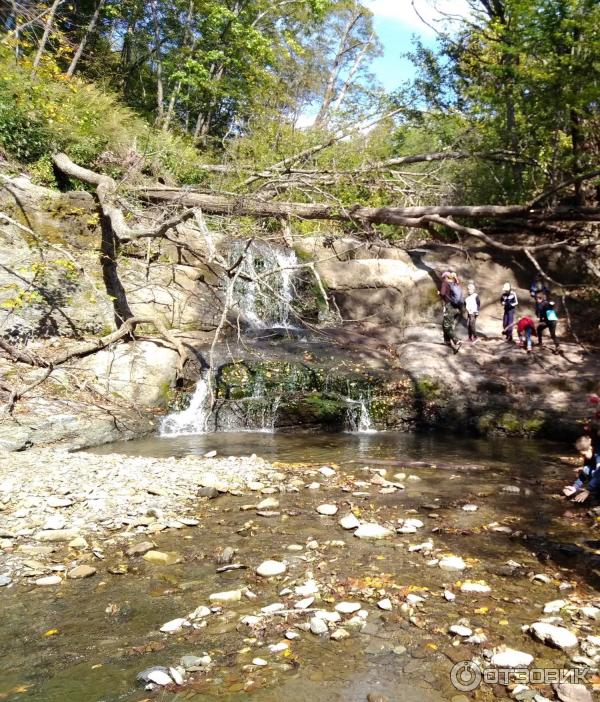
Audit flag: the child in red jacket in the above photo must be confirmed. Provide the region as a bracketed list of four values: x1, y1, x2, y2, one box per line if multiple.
[517, 316, 536, 353]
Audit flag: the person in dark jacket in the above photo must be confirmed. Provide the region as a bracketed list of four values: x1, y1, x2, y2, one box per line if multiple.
[529, 274, 549, 300]
[535, 293, 560, 352]
[563, 435, 600, 503]
[439, 271, 463, 353]
[500, 282, 518, 341]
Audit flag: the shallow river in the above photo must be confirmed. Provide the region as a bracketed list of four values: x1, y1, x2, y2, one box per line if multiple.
[2, 432, 597, 702]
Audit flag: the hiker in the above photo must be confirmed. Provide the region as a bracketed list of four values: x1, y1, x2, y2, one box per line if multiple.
[517, 315, 536, 353]
[500, 282, 518, 341]
[465, 282, 480, 343]
[563, 435, 600, 503]
[439, 271, 463, 353]
[535, 293, 560, 352]
[529, 274, 549, 300]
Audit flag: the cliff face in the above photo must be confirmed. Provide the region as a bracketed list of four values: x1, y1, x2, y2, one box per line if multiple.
[0, 175, 596, 450]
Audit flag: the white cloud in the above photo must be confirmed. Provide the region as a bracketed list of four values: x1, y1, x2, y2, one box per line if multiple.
[365, 0, 472, 35]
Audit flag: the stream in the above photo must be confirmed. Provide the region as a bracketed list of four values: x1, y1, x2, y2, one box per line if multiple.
[2, 432, 599, 702]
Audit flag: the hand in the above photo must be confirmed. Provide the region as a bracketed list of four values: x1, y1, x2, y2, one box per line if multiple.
[563, 486, 576, 496]
[574, 489, 590, 503]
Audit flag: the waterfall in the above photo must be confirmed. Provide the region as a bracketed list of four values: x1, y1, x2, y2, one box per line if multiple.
[159, 376, 210, 436]
[233, 242, 298, 328]
[346, 395, 376, 433]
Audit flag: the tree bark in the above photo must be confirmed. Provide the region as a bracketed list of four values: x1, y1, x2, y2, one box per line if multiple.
[66, 0, 106, 78]
[31, 0, 62, 74]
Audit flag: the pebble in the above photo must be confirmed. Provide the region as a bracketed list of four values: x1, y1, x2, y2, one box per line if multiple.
[198, 486, 219, 499]
[209, 590, 242, 603]
[306, 482, 321, 490]
[335, 602, 361, 614]
[143, 550, 178, 565]
[287, 544, 303, 551]
[319, 466, 336, 477]
[532, 573, 552, 584]
[126, 541, 154, 557]
[261, 603, 285, 613]
[309, 617, 329, 635]
[439, 556, 466, 571]
[331, 628, 350, 640]
[460, 581, 491, 594]
[462, 504, 478, 512]
[36, 529, 78, 542]
[47, 496, 73, 508]
[257, 497, 279, 510]
[0, 574, 12, 587]
[295, 580, 319, 596]
[316, 504, 338, 516]
[67, 565, 97, 579]
[252, 658, 268, 666]
[268, 642, 289, 653]
[408, 541, 433, 552]
[491, 648, 534, 667]
[203, 450, 217, 458]
[444, 590, 456, 601]
[256, 560, 286, 577]
[553, 682, 593, 702]
[295, 597, 315, 609]
[68, 536, 88, 549]
[169, 667, 184, 685]
[137, 667, 172, 686]
[339, 514, 360, 530]
[285, 630, 300, 640]
[43, 515, 66, 530]
[543, 599, 567, 614]
[449, 624, 473, 637]
[354, 523, 393, 539]
[35, 575, 62, 586]
[180, 655, 205, 669]
[314, 610, 341, 622]
[377, 598, 392, 611]
[160, 618, 188, 633]
[529, 622, 578, 649]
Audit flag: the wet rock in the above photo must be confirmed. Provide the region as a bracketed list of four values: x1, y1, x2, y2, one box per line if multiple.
[216, 546, 235, 565]
[543, 599, 567, 614]
[143, 550, 179, 565]
[449, 624, 473, 637]
[377, 598, 392, 611]
[339, 514, 360, 530]
[180, 655, 206, 670]
[460, 581, 491, 593]
[553, 683, 593, 702]
[126, 541, 154, 557]
[354, 523, 393, 539]
[317, 504, 338, 516]
[309, 617, 329, 635]
[257, 497, 279, 510]
[68, 536, 88, 549]
[529, 622, 578, 649]
[36, 529, 78, 542]
[319, 466, 336, 478]
[160, 617, 188, 633]
[209, 590, 242, 603]
[198, 486, 219, 499]
[335, 602, 361, 614]
[67, 565, 96, 579]
[47, 496, 73, 508]
[331, 627, 350, 641]
[35, 575, 62, 586]
[491, 648, 534, 667]
[169, 667, 184, 685]
[256, 560, 286, 577]
[137, 667, 172, 686]
[408, 540, 433, 552]
[439, 556, 466, 571]
[0, 574, 12, 587]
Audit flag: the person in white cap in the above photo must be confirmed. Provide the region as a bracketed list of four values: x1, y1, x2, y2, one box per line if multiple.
[465, 282, 481, 343]
[500, 282, 518, 341]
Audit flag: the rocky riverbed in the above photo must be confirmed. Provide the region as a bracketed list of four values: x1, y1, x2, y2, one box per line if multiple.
[2, 438, 600, 702]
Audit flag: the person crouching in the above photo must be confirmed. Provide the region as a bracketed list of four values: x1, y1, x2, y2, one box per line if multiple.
[562, 435, 600, 503]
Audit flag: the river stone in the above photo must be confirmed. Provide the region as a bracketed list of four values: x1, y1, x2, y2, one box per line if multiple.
[36, 529, 78, 542]
[444, 590, 456, 601]
[209, 590, 242, 603]
[317, 503, 338, 516]
[0, 574, 11, 587]
[319, 466, 336, 477]
[256, 560, 286, 577]
[143, 550, 179, 565]
[180, 517, 199, 526]
[460, 581, 491, 594]
[295, 597, 314, 609]
[160, 617, 188, 633]
[126, 541, 154, 557]
[315, 610, 341, 622]
[35, 575, 62, 586]
[310, 617, 329, 635]
[261, 603, 285, 614]
[354, 523, 393, 539]
[543, 599, 567, 614]
[137, 667, 172, 686]
[335, 602, 361, 614]
[339, 514, 360, 530]
[377, 598, 392, 611]
[189, 605, 211, 619]
[439, 556, 466, 571]
[331, 628, 350, 641]
[491, 649, 534, 667]
[580, 606, 600, 620]
[43, 515, 66, 530]
[295, 580, 319, 596]
[462, 504, 478, 512]
[241, 615, 261, 625]
[449, 624, 473, 637]
[67, 565, 97, 579]
[257, 497, 279, 510]
[68, 536, 88, 549]
[47, 496, 73, 508]
[252, 658, 268, 666]
[553, 682, 593, 702]
[530, 622, 578, 649]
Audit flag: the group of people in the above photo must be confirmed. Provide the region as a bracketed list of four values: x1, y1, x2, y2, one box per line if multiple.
[439, 271, 560, 354]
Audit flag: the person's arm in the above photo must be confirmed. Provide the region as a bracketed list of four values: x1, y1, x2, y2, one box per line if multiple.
[511, 292, 518, 307]
[440, 281, 449, 301]
[587, 463, 600, 494]
[476, 295, 481, 313]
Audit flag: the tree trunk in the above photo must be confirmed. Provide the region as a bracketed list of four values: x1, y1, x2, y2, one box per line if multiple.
[66, 0, 106, 78]
[151, 0, 164, 125]
[31, 0, 62, 75]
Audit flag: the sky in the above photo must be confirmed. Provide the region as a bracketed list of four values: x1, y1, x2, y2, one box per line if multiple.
[364, 0, 472, 92]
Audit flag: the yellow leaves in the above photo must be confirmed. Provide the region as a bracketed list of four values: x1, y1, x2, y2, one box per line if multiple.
[426, 643, 438, 650]
[375, 555, 386, 561]
[282, 648, 292, 658]
[474, 607, 489, 615]
[498, 619, 509, 626]
[43, 628, 59, 636]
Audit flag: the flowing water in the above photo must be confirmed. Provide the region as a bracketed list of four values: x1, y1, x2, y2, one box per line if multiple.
[2, 432, 598, 702]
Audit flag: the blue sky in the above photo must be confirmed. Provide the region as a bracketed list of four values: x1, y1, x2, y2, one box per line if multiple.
[365, 0, 471, 91]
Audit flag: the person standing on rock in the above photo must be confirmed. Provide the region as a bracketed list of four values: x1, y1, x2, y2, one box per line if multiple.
[465, 282, 480, 343]
[439, 271, 463, 353]
[535, 293, 560, 352]
[500, 282, 518, 341]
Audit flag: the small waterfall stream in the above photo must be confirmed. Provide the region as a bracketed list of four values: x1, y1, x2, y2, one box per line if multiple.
[159, 376, 210, 436]
[345, 395, 376, 433]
